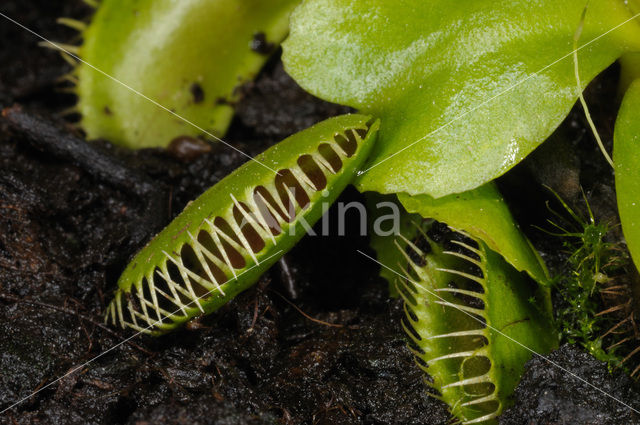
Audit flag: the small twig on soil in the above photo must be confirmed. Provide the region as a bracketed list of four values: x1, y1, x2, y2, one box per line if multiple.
[271, 289, 346, 328]
[246, 298, 261, 333]
[1, 105, 169, 246]
[0, 292, 153, 355]
[278, 256, 299, 300]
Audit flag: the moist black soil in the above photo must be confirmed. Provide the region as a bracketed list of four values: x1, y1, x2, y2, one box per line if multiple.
[1, 1, 639, 425]
[501, 344, 640, 425]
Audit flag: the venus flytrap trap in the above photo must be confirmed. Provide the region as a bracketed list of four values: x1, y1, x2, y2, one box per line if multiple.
[396, 224, 555, 424]
[381, 186, 555, 424]
[60, 0, 299, 148]
[106, 114, 379, 334]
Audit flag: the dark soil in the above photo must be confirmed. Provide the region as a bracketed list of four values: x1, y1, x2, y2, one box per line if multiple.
[1, 1, 639, 425]
[501, 344, 640, 425]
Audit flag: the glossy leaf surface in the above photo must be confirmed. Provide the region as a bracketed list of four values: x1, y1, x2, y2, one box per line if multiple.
[78, 0, 299, 148]
[614, 80, 640, 272]
[283, 0, 640, 197]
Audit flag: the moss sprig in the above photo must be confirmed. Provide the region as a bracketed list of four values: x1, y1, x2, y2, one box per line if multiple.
[548, 191, 639, 373]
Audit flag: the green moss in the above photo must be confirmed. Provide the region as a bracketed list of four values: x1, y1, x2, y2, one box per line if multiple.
[550, 192, 634, 371]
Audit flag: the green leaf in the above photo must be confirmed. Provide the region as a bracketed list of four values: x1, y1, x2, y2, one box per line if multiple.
[77, 0, 299, 148]
[397, 183, 549, 287]
[283, 0, 640, 197]
[614, 80, 640, 273]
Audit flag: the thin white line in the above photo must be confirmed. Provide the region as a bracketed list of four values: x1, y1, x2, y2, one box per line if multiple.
[356, 249, 640, 415]
[0, 12, 280, 175]
[358, 10, 640, 175]
[2, 5, 638, 417]
[0, 249, 283, 415]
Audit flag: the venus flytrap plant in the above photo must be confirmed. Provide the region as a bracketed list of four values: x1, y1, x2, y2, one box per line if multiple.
[60, 0, 638, 420]
[60, 0, 299, 148]
[106, 114, 379, 334]
[282, 0, 640, 388]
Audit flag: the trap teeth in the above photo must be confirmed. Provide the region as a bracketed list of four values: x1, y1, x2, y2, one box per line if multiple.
[396, 223, 554, 423]
[107, 115, 379, 334]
